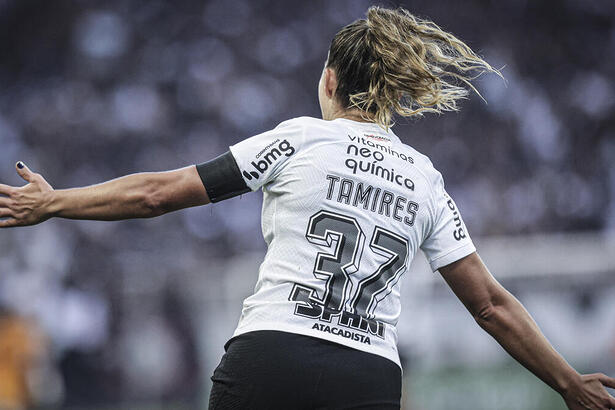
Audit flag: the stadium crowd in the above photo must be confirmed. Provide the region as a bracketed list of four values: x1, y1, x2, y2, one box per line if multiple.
[0, 0, 613, 407]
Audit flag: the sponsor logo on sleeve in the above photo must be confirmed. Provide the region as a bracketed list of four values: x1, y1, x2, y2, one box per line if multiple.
[446, 194, 467, 241]
[242, 139, 296, 181]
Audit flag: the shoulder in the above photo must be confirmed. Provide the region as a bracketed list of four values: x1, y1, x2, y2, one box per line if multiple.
[275, 116, 333, 131]
[272, 117, 345, 149]
[398, 142, 444, 189]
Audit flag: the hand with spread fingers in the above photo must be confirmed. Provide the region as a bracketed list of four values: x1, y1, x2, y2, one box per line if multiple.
[0, 162, 54, 228]
[563, 373, 615, 410]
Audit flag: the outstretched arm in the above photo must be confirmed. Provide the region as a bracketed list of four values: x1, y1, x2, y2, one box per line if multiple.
[439, 252, 615, 410]
[0, 161, 209, 227]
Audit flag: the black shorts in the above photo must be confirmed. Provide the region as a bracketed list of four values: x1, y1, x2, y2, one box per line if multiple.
[208, 330, 402, 410]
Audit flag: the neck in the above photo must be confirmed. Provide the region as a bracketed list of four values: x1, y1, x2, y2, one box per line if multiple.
[330, 108, 375, 124]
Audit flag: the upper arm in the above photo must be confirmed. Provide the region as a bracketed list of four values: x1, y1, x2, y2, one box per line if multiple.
[228, 118, 304, 191]
[152, 165, 210, 213]
[196, 151, 249, 203]
[420, 170, 475, 271]
[191, 118, 305, 204]
[438, 252, 508, 319]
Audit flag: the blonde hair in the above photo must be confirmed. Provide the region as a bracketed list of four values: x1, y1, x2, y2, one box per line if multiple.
[327, 6, 502, 129]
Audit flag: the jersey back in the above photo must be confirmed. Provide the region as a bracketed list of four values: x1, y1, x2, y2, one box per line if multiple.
[228, 116, 475, 366]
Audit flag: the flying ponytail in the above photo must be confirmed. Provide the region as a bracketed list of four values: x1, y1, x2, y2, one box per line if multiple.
[327, 6, 502, 129]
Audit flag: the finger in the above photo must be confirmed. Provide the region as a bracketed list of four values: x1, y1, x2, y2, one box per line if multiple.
[609, 395, 615, 409]
[0, 208, 14, 218]
[0, 218, 18, 228]
[0, 183, 14, 196]
[0, 197, 11, 207]
[599, 374, 615, 389]
[15, 161, 34, 183]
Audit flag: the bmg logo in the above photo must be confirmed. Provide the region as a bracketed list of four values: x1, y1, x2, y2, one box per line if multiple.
[243, 139, 296, 180]
[446, 197, 467, 241]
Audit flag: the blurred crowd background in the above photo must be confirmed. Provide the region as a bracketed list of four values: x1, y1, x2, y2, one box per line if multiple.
[0, 0, 614, 409]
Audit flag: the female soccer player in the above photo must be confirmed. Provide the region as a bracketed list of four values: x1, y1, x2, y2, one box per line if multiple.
[1, 6, 613, 410]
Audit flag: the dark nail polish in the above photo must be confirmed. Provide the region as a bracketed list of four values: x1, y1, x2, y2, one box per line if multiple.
[17, 162, 24, 169]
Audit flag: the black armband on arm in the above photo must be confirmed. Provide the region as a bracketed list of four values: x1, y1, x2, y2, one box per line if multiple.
[196, 151, 250, 203]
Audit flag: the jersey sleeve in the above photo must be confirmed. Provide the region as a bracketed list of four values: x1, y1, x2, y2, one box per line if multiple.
[229, 118, 305, 191]
[420, 173, 476, 271]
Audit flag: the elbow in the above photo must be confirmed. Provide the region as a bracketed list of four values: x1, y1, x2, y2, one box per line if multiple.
[470, 285, 513, 328]
[473, 293, 514, 330]
[141, 181, 167, 218]
[474, 302, 498, 325]
[143, 193, 165, 217]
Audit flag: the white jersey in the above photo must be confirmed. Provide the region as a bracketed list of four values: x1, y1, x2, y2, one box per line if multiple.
[228, 116, 475, 366]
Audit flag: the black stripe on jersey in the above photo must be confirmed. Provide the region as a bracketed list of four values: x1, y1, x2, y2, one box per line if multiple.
[196, 151, 250, 203]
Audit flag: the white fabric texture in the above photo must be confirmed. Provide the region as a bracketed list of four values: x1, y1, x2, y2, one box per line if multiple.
[227, 116, 476, 367]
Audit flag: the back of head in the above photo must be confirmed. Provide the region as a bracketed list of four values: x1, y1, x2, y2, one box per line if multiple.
[327, 6, 501, 129]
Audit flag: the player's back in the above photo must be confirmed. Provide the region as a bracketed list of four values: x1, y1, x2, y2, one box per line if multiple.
[229, 116, 474, 366]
